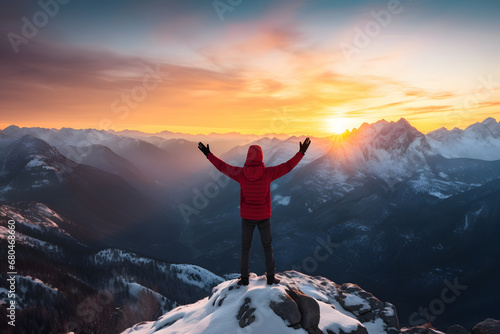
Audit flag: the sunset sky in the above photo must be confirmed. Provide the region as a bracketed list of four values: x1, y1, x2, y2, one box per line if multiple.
[1, 0, 499, 136]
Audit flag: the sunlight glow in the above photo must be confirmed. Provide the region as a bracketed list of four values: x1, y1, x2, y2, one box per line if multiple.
[326, 117, 353, 134]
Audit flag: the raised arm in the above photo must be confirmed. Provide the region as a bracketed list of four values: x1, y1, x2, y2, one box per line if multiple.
[198, 142, 242, 182]
[268, 137, 311, 181]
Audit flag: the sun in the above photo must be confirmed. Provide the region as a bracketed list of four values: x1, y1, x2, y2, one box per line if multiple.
[326, 117, 351, 134]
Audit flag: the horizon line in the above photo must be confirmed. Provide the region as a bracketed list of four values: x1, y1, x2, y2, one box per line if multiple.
[1, 116, 497, 138]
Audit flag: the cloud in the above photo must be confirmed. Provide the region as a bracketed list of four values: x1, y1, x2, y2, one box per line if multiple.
[402, 105, 454, 115]
[0, 40, 153, 108]
[1, 0, 495, 135]
[476, 101, 500, 109]
[404, 88, 456, 100]
[342, 101, 410, 116]
[0, 31, 462, 133]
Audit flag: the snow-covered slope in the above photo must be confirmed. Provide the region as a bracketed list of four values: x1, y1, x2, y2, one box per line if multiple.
[0, 202, 72, 237]
[220, 135, 332, 167]
[1, 125, 217, 184]
[294, 118, 500, 204]
[0, 275, 61, 309]
[331, 118, 431, 184]
[0, 135, 67, 195]
[0, 202, 85, 251]
[109, 128, 291, 145]
[427, 118, 500, 161]
[299, 118, 433, 201]
[92, 249, 224, 290]
[0, 225, 61, 253]
[123, 271, 399, 334]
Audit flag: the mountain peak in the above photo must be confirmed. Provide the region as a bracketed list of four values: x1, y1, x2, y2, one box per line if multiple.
[2, 124, 21, 133]
[123, 271, 399, 334]
[395, 117, 411, 126]
[16, 134, 53, 150]
[482, 117, 497, 125]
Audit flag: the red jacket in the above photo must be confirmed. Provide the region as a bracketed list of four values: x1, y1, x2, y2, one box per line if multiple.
[207, 145, 304, 220]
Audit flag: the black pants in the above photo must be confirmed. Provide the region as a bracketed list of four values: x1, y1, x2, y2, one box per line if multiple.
[240, 217, 275, 279]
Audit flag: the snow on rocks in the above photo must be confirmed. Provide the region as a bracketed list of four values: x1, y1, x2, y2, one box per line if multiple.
[0, 202, 73, 238]
[400, 326, 445, 334]
[122, 270, 399, 334]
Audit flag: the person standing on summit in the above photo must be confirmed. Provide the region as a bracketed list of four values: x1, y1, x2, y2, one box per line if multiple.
[198, 137, 311, 286]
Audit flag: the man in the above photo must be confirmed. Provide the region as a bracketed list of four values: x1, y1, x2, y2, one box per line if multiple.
[198, 137, 311, 286]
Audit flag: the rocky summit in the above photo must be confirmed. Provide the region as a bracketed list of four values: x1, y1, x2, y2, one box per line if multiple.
[122, 270, 400, 334]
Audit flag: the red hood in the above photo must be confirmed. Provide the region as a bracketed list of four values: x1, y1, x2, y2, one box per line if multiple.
[243, 145, 265, 181]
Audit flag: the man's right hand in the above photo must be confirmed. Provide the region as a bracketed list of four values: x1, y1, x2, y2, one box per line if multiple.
[299, 137, 311, 154]
[198, 142, 211, 157]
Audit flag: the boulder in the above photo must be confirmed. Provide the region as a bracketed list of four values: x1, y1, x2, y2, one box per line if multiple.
[472, 319, 500, 334]
[286, 286, 322, 334]
[269, 294, 302, 327]
[447, 324, 469, 334]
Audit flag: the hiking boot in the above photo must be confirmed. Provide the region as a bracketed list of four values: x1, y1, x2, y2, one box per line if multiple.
[267, 276, 280, 285]
[237, 277, 249, 286]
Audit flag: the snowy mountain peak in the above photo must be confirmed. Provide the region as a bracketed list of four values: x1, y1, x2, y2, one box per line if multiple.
[427, 117, 500, 160]
[9, 135, 64, 163]
[481, 117, 498, 126]
[373, 119, 390, 130]
[123, 271, 399, 334]
[352, 118, 422, 142]
[394, 117, 411, 127]
[357, 119, 389, 134]
[2, 124, 21, 132]
[16, 134, 53, 150]
[465, 119, 499, 135]
[344, 117, 428, 163]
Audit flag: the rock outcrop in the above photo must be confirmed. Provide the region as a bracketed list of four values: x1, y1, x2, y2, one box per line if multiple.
[123, 271, 399, 334]
[472, 319, 500, 334]
[121, 270, 499, 334]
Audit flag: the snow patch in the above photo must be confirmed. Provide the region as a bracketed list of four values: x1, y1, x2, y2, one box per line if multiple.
[428, 191, 452, 199]
[170, 263, 224, 289]
[25, 156, 46, 168]
[92, 249, 224, 290]
[363, 318, 387, 334]
[318, 300, 362, 334]
[344, 293, 371, 312]
[273, 195, 290, 206]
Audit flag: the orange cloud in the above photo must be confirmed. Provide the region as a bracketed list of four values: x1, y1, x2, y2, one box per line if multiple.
[1, 6, 497, 137]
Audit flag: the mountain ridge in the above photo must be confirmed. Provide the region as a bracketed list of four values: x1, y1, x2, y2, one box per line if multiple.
[3, 117, 498, 141]
[1, 117, 500, 330]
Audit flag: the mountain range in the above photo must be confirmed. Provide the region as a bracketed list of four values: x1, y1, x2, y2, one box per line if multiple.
[1, 117, 499, 332]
